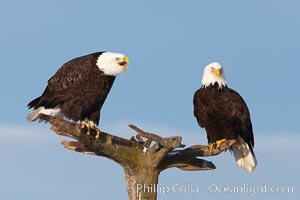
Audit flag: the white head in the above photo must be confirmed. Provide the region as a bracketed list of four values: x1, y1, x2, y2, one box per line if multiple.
[201, 62, 227, 89]
[96, 52, 129, 76]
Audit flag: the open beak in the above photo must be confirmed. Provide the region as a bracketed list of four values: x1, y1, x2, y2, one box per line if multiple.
[119, 56, 129, 70]
[211, 68, 222, 77]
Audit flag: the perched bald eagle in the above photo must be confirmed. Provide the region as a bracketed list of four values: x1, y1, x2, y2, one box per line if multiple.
[27, 52, 129, 137]
[193, 62, 257, 172]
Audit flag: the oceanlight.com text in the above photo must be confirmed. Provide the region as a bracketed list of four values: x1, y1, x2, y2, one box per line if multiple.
[135, 183, 294, 196]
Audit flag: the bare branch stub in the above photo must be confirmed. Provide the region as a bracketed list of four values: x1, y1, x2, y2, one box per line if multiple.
[129, 124, 166, 148]
[128, 124, 186, 168]
[129, 124, 182, 150]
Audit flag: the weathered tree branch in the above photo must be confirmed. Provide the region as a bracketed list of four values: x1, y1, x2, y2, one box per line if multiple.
[38, 114, 235, 200]
[158, 140, 236, 172]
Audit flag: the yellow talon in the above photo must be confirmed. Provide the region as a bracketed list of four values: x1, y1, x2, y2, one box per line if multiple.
[80, 120, 101, 139]
[215, 139, 227, 148]
[89, 121, 101, 138]
[89, 121, 95, 128]
[95, 129, 101, 139]
[80, 121, 90, 135]
[80, 121, 88, 128]
[209, 139, 227, 153]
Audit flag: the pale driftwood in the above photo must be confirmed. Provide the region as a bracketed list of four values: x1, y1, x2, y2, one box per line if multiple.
[38, 114, 235, 200]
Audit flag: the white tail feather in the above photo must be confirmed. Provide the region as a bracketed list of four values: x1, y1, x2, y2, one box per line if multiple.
[27, 107, 61, 122]
[231, 137, 257, 172]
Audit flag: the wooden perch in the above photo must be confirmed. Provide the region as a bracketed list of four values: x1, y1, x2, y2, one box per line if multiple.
[38, 114, 235, 200]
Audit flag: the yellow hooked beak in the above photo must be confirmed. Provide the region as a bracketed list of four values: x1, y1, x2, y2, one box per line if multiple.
[119, 56, 129, 70]
[211, 68, 222, 77]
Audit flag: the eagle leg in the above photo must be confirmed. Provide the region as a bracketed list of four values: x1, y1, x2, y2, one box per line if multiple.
[209, 139, 227, 152]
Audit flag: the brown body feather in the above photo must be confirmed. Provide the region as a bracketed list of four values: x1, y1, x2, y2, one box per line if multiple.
[193, 84, 254, 150]
[27, 52, 115, 125]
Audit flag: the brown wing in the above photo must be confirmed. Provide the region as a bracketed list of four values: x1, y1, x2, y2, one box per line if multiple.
[27, 53, 102, 109]
[225, 88, 254, 147]
[193, 88, 209, 128]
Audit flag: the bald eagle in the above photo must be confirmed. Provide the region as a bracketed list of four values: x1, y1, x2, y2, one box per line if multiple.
[27, 52, 129, 138]
[193, 62, 257, 172]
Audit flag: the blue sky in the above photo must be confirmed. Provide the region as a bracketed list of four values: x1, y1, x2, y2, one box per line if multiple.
[0, 0, 299, 199]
